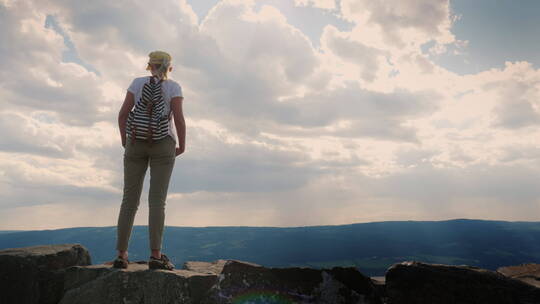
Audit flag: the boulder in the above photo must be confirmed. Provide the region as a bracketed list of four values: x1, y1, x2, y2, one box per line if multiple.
[188, 259, 383, 304]
[0, 244, 91, 304]
[498, 263, 540, 288]
[385, 260, 540, 304]
[59, 259, 383, 304]
[58, 262, 217, 304]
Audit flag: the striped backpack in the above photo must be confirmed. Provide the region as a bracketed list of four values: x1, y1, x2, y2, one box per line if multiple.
[126, 76, 172, 146]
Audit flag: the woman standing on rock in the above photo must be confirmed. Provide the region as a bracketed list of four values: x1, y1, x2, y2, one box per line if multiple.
[112, 50, 185, 270]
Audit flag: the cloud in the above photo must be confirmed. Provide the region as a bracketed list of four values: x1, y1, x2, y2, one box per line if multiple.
[340, 0, 457, 47]
[499, 144, 540, 163]
[485, 64, 540, 129]
[0, 153, 118, 209]
[1, 0, 540, 229]
[194, 1, 321, 128]
[0, 2, 109, 126]
[322, 25, 389, 82]
[168, 123, 325, 193]
[0, 111, 72, 157]
[294, 0, 336, 10]
[369, 161, 540, 206]
[394, 147, 440, 167]
[267, 81, 441, 143]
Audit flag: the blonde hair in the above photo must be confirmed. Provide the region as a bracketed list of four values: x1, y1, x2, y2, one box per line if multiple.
[146, 50, 172, 80]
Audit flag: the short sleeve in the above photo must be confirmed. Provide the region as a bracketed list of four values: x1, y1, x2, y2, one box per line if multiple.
[127, 78, 138, 94]
[171, 82, 183, 98]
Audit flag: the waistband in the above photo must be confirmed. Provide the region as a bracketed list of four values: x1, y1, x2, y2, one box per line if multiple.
[127, 135, 172, 143]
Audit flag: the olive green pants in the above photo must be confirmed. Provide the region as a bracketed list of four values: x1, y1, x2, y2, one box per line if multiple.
[116, 135, 176, 251]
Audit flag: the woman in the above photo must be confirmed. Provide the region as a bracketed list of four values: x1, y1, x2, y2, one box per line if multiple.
[112, 50, 185, 270]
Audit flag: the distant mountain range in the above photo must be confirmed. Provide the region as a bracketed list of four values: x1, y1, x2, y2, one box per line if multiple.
[1, 218, 539, 276]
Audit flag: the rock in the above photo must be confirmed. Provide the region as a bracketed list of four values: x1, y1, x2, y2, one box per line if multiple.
[369, 276, 387, 303]
[498, 263, 540, 288]
[385, 260, 540, 304]
[193, 259, 383, 304]
[59, 258, 382, 304]
[59, 262, 217, 304]
[7, 243, 540, 304]
[0, 243, 91, 304]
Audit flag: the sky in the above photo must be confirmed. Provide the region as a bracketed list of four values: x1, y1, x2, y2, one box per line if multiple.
[1, 0, 540, 230]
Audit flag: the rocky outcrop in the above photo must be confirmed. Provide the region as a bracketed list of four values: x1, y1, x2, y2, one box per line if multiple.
[59, 262, 218, 304]
[1, 244, 540, 304]
[385, 261, 540, 304]
[187, 259, 383, 304]
[59, 258, 382, 304]
[0, 244, 91, 304]
[1, 244, 381, 304]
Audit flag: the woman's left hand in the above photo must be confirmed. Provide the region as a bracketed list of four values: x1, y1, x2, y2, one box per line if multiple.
[175, 146, 184, 156]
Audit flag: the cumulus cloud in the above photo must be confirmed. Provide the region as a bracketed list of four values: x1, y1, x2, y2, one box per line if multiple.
[294, 0, 336, 10]
[0, 3, 110, 126]
[167, 123, 324, 193]
[486, 67, 540, 129]
[322, 25, 389, 82]
[0, 111, 72, 157]
[340, 0, 457, 47]
[1, 0, 540, 229]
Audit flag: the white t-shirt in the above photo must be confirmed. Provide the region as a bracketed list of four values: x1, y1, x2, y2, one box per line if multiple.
[127, 76, 183, 144]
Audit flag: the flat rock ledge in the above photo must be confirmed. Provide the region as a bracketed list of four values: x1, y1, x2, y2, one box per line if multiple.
[1, 243, 539, 304]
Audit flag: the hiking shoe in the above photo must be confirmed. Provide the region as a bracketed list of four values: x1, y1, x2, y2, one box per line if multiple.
[148, 253, 175, 270]
[112, 255, 130, 269]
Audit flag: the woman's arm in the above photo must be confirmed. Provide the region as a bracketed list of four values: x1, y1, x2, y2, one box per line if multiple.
[170, 96, 185, 155]
[118, 91, 135, 147]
